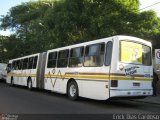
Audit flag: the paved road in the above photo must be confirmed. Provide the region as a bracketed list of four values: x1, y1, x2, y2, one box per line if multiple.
[0, 81, 160, 116]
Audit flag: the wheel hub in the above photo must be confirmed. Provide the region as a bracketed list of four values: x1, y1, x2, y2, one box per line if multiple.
[70, 84, 76, 97]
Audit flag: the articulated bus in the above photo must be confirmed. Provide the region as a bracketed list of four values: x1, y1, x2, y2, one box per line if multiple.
[6, 35, 153, 100]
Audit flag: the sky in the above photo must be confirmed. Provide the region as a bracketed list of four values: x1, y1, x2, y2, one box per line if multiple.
[0, 0, 160, 36]
[0, 0, 30, 36]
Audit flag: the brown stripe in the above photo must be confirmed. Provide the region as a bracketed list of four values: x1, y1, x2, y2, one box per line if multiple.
[79, 72, 109, 75]
[65, 72, 108, 75]
[110, 73, 144, 77]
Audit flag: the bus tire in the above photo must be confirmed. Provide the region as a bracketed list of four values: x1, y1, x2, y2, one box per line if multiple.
[27, 79, 32, 90]
[67, 81, 79, 100]
[11, 77, 14, 86]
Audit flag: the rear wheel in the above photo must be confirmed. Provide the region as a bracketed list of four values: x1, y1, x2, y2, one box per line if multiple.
[67, 81, 79, 100]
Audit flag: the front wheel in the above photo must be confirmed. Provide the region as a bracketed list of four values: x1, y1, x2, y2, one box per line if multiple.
[27, 79, 32, 90]
[67, 81, 79, 100]
[11, 77, 14, 86]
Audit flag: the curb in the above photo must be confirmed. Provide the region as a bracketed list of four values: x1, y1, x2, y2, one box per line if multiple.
[130, 98, 160, 105]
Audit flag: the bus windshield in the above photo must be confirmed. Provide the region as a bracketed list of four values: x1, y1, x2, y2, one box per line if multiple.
[120, 40, 151, 66]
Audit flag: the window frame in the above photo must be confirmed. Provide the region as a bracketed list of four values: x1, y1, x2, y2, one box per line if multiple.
[12, 61, 16, 70]
[47, 51, 57, 68]
[32, 56, 38, 69]
[119, 40, 152, 66]
[22, 58, 29, 70]
[105, 41, 113, 66]
[28, 57, 34, 69]
[57, 49, 69, 68]
[84, 42, 105, 67]
[69, 46, 84, 67]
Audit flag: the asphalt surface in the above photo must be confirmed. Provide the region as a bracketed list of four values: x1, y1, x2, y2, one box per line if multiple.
[0, 81, 160, 119]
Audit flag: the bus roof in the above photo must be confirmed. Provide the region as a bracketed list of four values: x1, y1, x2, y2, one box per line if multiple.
[47, 35, 151, 52]
[8, 53, 40, 63]
[116, 35, 151, 46]
[8, 35, 151, 62]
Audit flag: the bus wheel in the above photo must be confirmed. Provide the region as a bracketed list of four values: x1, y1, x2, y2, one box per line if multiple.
[67, 81, 79, 100]
[27, 79, 32, 90]
[11, 78, 14, 86]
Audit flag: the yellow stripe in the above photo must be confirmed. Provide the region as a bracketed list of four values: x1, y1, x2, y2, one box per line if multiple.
[8, 73, 152, 81]
[65, 75, 109, 80]
[8, 73, 36, 77]
[45, 74, 152, 81]
[110, 76, 152, 81]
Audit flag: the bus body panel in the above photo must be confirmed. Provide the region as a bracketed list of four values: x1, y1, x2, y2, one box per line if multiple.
[109, 36, 153, 98]
[44, 67, 111, 100]
[6, 53, 40, 88]
[44, 37, 113, 100]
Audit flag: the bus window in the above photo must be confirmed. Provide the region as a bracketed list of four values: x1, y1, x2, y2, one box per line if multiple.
[69, 47, 84, 67]
[57, 50, 69, 68]
[22, 58, 28, 70]
[33, 56, 38, 69]
[84, 43, 105, 67]
[12, 61, 16, 70]
[120, 41, 151, 65]
[28, 57, 34, 69]
[47, 52, 57, 68]
[105, 41, 113, 66]
[13, 60, 20, 70]
[16, 60, 20, 70]
[14, 61, 17, 70]
[19, 59, 23, 70]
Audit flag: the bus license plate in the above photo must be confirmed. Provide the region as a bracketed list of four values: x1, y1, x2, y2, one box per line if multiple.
[133, 91, 141, 95]
[133, 83, 140, 87]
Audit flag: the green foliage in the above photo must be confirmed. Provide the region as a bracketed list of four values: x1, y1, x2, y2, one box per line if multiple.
[0, 0, 160, 62]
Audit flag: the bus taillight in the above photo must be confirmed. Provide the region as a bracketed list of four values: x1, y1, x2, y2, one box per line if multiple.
[111, 80, 118, 87]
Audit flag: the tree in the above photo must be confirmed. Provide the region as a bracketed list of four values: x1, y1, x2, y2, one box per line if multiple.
[0, 35, 8, 62]
[0, 0, 160, 61]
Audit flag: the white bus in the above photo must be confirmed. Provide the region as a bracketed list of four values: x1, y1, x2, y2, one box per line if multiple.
[6, 35, 153, 100]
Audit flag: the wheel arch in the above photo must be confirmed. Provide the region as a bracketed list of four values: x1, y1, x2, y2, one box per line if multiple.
[66, 78, 78, 93]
